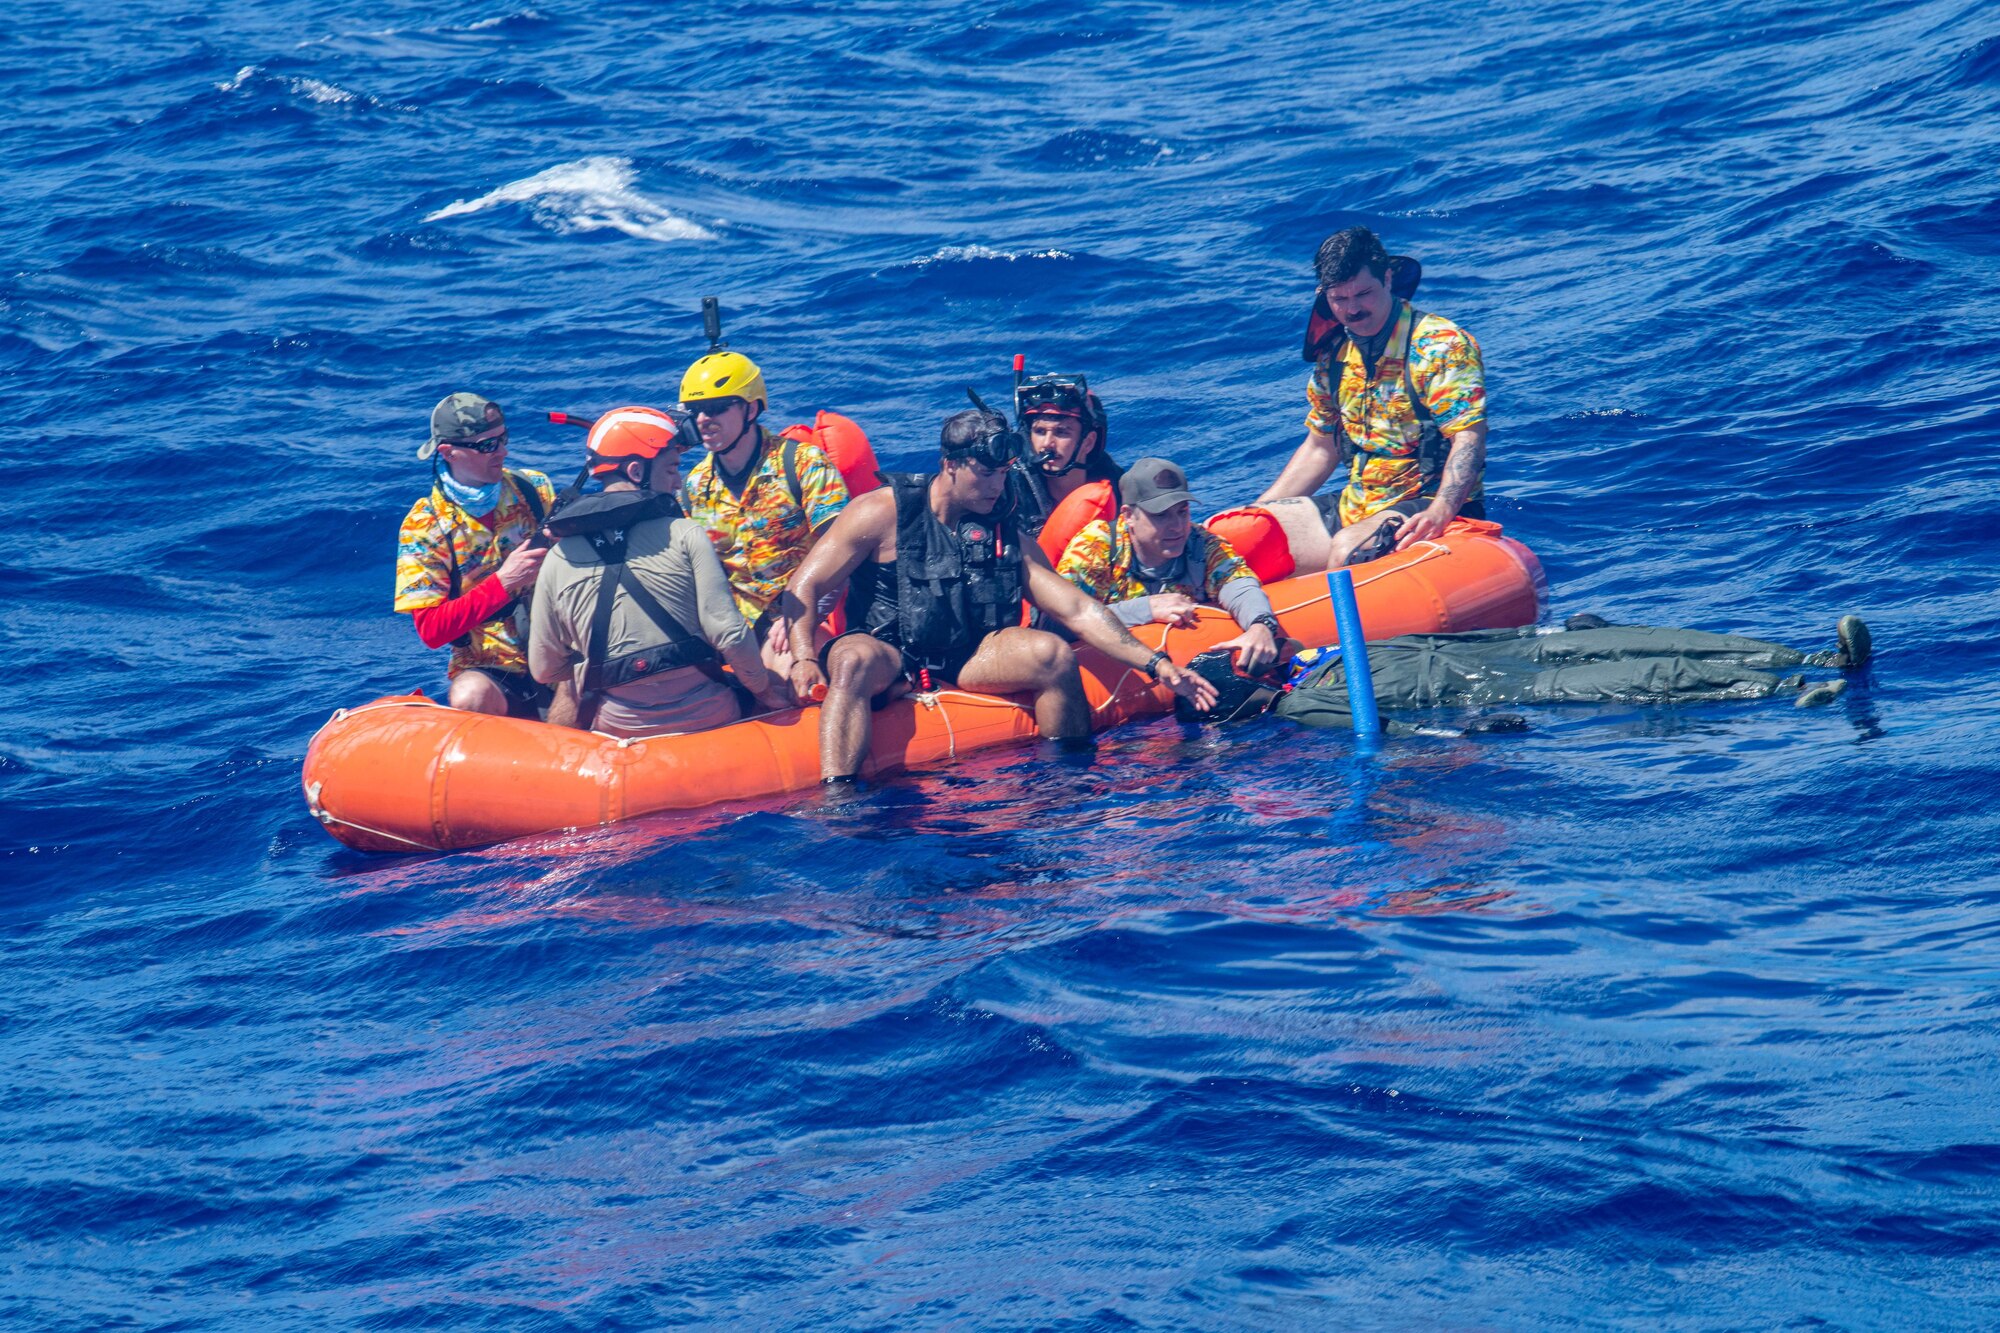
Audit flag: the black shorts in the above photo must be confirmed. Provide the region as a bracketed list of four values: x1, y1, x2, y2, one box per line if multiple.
[1311, 492, 1486, 529]
[820, 627, 978, 704]
[462, 668, 555, 720]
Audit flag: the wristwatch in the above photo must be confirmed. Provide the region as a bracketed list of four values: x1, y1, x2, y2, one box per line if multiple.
[1143, 650, 1170, 680]
[1251, 613, 1284, 639]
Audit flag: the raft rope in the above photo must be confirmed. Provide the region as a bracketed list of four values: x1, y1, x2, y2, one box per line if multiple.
[914, 690, 960, 759]
[308, 543, 1457, 827]
[303, 698, 454, 852]
[1264, 540, 1448, 619]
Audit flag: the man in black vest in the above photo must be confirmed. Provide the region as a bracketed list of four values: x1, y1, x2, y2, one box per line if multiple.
[783, 407, 1216, 783]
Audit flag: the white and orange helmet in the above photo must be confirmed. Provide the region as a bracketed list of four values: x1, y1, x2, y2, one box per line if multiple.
[586, 405, 698, 477]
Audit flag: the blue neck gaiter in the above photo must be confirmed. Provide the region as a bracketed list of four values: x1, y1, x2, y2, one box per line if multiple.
[439, 469, 502, 514]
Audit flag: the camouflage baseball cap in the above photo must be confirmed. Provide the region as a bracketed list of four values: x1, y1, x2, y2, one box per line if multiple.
[1119, 457, 1201, 514]
[418, 392, 504, 459]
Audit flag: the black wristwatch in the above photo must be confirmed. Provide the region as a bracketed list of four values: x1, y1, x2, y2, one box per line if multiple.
[1251, 613, 1284, 639]
[1143, 650, 1170, 680]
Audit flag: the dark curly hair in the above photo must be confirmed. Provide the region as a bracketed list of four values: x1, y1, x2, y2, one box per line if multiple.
[1313, 226, 1390, 288]
[940, 406, 1008, 458]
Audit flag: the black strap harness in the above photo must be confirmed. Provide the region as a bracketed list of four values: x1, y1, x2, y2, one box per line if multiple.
[442, 469, 546, 647]
[882, 471, 1026, 671]
[1328, 305, 1449, 498]
[555, 492, 732, 731]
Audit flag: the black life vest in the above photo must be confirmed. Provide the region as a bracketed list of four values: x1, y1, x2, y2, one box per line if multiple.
[555, 490, 726, 727]
[882, 471, 1026, 668]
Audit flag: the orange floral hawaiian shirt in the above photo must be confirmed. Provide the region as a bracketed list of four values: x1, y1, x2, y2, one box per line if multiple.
[1056, 516, 1256, 605]
[680, 427, 850, 622]
[1305, 301, 1486, 526]
[394, 468, 557, 676]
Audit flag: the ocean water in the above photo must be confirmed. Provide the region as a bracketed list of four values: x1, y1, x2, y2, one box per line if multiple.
[5, 0, 2000, 1327]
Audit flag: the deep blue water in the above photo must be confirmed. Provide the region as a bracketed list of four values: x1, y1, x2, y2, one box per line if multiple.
[6, 1, 2000, 1326]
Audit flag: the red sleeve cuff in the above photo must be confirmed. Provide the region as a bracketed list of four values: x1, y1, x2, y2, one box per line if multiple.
[411, 575, 512, 649]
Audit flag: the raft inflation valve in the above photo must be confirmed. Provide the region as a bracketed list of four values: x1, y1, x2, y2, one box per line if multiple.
[1327, 567, 1381, 743]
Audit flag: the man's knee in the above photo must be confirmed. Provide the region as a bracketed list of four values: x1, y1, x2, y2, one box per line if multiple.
[827, 638, 898, 693]
[1021, 630, 1078, 684]
[449, 671, 506, 714]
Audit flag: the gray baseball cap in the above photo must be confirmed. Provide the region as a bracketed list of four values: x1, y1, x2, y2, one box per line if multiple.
[1119, 457, 1201, 514]
[418, 392, 504, 459]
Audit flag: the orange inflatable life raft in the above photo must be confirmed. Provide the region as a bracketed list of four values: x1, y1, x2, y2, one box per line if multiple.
[303, 520, 1545, 853]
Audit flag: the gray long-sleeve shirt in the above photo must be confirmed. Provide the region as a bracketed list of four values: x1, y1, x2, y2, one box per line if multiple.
[1107, 559, 1275, 628]
[529, 515, 762, 737]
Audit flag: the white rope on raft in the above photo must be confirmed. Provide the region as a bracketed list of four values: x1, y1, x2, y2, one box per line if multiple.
[1265, 541, 1449, 618]
[301, 780, 442, 853]
[913, 691, 960, 760]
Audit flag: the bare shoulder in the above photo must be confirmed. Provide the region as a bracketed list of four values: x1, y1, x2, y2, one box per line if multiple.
[836, 486, 897, 535]
[804, 485, 894, 566]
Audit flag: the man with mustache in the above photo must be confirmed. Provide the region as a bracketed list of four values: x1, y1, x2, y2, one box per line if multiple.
[1259, 226, 1489, 565]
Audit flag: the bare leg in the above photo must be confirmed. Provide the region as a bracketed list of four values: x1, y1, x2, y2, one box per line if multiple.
[954, 626, 1090, 739]
[543, 679, 581, 729]
[448, 670, 510, 715]
[1259, 497, 1335, 575]
[819, 634, 904, 779]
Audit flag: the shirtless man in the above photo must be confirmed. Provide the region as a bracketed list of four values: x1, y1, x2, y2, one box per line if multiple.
[783, 407, 1216, 783]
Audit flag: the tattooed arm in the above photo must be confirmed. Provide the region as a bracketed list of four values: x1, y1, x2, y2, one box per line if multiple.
[1394, 422, 1487, 551]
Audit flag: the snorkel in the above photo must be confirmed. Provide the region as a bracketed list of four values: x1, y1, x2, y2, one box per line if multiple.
[1012, 366, 1097, 477]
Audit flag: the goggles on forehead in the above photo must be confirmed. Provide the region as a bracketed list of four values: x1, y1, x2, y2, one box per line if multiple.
[954, 386, 1026, 469]
[1016, 375, 1089, 421]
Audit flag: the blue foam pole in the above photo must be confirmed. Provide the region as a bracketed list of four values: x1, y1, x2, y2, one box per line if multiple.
[1326, 567, 1381, 739]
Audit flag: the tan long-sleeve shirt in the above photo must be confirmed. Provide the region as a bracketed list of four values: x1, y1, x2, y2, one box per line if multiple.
[529, 515, 760, 737]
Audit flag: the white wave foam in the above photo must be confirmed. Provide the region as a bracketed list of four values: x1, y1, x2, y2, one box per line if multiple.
[215, 64, 368, 106]
[467, 9, 541, 30]
[915, 245, 1074, 266]
[423, 156, 716, 244]
[293, 78, 357, 105]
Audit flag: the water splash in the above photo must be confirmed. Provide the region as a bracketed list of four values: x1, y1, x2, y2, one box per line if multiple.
[213, 64, 368, 106]
[913, 244, 1074, 265]
[422, 155, 716, 243]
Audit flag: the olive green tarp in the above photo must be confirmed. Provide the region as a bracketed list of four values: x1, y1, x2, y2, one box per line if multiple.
[1275, 625, 1825, 731]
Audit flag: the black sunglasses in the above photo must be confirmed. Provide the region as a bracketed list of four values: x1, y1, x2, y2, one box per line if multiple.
[683, 398, 743, 420]
[441, 430, 508, 454]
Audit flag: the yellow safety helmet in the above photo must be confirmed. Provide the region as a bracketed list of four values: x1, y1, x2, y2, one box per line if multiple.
[679, 351, 767, 412]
